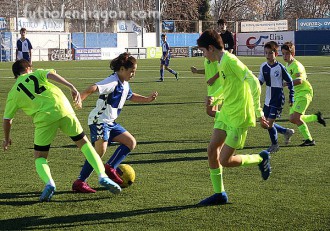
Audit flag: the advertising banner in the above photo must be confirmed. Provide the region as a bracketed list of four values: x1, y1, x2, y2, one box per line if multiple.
[117, 20, 141, 34]
[318, 44, 330, 55]
[74, 48, 102, 60]
[13, 18, 64, 31]
[241, 20, 288, 32]
[162, 21, 175, 32]
[146, 47, 162, 59]
[237, 31, 294, 56]
[170, 47, 189, 57]
[298, 18, 330, 31]
[0, 17, 7, 30]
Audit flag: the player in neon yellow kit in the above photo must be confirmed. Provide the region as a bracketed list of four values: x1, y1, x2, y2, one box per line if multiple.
[2, 59, 121, 202]
[281, 42, 326, 146]
[197, 30, 271, 206]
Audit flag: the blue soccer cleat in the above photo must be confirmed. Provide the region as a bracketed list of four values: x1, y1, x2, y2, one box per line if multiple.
[258, 150, 271, 180]
[198, 192, 228, 206]
[99, 177, 121, 194]
[39, 185, 56, 202]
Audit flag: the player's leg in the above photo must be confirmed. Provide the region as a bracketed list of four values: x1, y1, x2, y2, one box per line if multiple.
[72, 123, 109, 193]
[199, 129, 227, 206]
[301, 111, 326, 127]
[164, 60, 178, 80]
[106, 128, 135, 169]
[219, 125, 271, 180]
[289, 98, 315, 146]
[61, 115, 121, 194]
[34, 123, 58, 202]
[159, 62, 165, 81]
[105, 124, 135, 184]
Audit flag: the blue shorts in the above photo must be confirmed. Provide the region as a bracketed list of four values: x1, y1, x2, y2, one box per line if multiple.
[161, 58, 170, 66]
[89, 122, 126, 144]
[263, 105, 282, 119]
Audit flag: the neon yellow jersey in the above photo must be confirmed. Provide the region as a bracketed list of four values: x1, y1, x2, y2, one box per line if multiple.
[286, 59, 313, 98]
[4, 69, 75, 126]
[215, 52, 263, 128]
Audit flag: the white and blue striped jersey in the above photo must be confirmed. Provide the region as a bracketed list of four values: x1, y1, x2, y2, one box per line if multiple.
[88, 73, 133, 125]
[17, 38, 32, 61]
[258, 61, 294, 108]
[162, 41, 171, 59]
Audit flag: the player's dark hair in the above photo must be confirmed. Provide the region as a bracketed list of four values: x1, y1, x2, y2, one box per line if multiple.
[110, 52, 137, 72]
[197, 29, 224, 50]
[20, 28, 27, 33]
[12, 59, 31, 78]
[264, 41, 279, 52]
[281, 42, 295, 55]
[161, 33, 166, 37]
[217, 18, 227, 25]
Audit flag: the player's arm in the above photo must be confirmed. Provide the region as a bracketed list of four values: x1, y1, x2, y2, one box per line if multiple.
[2, 119, 12, 151]
[206, 96, 218, 117]
[207, 72, 219, 86]
[16, 40, 18, 60]
[29, 49, 32, 65]
[228, 32, 235, 54]
[47, 72, 82, 108]
[80, 84, 98, 101]
[281, 66, 294, 105]
[243, 70, 269, 128]
[191, 66, 205, 74]
[130, 92, 158, 103]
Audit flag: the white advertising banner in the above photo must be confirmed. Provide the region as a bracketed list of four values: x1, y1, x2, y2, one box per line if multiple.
[15, 17, 64, 32]
[241, 20, 288, 32]
[117, 20, 141, 34]
[101, 47, 126, 60]
[237, 31, 294, 56]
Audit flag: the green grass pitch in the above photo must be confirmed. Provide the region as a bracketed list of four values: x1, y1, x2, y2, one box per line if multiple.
[0, 56, 329, 230]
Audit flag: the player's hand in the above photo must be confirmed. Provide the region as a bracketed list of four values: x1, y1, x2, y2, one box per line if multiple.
[205, 96, 214, 106]
[3, 139, 12, 151]
[191, 66, 198, 73]
[259, 116, 269, 129]
[71, 88, 82, 109]
[149, 91, 158, 102]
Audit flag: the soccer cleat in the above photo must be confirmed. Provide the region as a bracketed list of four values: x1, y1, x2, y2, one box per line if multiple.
[316, 112, 326, 127]
[105, 164, 124, 185]
[258, 150, 271, 180]
[39, 185, 56, 202]
[99, 177, 121, 194]
[299, 139, 316, 147]
[175, 73, 179, 80]
[198, 192, 228, 206]
[72, 179, 96, 193]
[267, 144, 279, 153]
[157, 78, 164, 82]
[284, 129, 295, 145]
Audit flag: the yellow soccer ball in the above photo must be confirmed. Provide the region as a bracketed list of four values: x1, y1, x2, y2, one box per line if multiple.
[117, 164, 135, 188]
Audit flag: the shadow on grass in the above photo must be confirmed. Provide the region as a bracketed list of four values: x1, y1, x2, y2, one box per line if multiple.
[0, 190, 114, 206]
[0, 204, 205, 230]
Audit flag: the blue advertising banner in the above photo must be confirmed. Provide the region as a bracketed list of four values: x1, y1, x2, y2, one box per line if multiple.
[0, 17, 7, 30]
[298, 18, 330, 31]
[162, 21, 175, 32]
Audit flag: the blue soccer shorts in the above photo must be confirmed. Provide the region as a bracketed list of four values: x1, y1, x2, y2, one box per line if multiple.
[89, 122, 127, 144]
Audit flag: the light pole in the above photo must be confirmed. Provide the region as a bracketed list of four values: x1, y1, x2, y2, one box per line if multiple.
[156, 0, 161, 47]
[83, 0, 87, 48]
[16, 0, 19, 31]
[280, 0, 284, 19]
